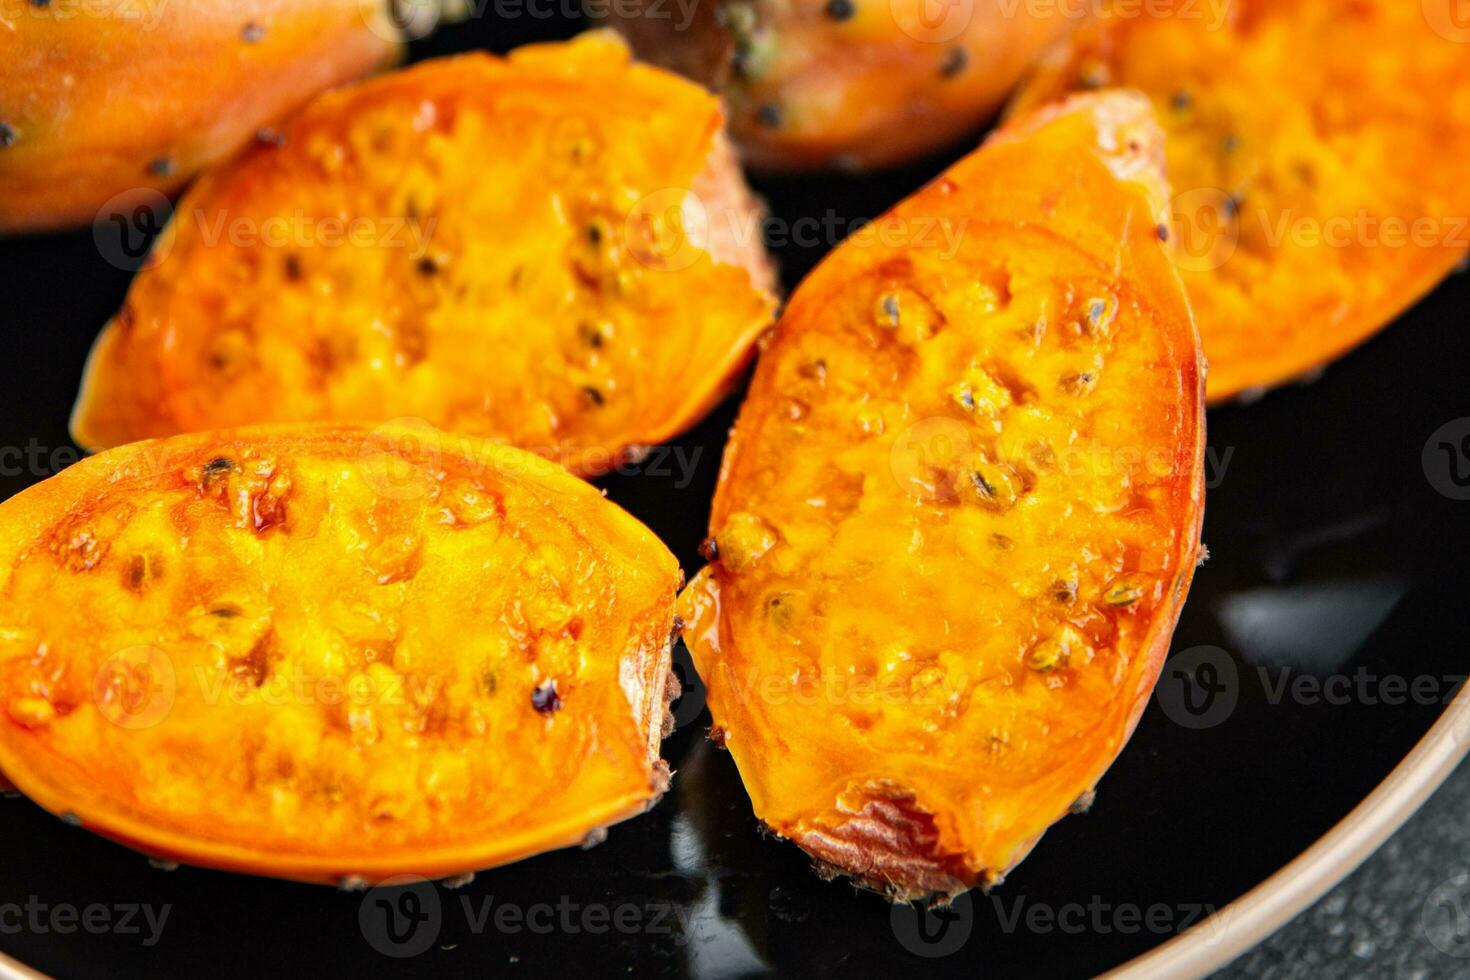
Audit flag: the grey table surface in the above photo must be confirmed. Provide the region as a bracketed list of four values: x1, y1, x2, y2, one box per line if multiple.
[1214, 756, 1470, 978]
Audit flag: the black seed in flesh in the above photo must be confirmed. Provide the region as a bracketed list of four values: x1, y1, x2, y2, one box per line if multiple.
[531, 679, 562, 714]
[825, 0, 855, 20]
[940, 47, 969, 79]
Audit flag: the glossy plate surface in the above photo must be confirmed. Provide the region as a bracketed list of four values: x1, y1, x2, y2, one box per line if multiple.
[2, 15, 1469, 979]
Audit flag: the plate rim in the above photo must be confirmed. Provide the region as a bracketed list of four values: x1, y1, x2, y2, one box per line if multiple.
[1106, 684, 1470, 978]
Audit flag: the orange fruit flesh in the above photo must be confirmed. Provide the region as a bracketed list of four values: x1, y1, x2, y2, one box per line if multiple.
[680, 93, 1205, 900]
[0, 424, 679, 884]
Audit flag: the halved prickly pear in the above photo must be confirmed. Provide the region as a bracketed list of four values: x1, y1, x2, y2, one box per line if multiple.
[680, 91, 1205, 902]
[0, 422, 681, 884]
[71, 33, 777, 477]
[1010, 0, 1470, 401]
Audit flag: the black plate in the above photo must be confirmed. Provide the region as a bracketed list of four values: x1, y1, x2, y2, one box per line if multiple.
[3, 13, 1469, 979]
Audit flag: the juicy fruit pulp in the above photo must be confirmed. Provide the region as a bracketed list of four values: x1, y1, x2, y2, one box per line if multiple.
[680, 92, 1205, 901]
[1010, 0, 1470, 401]
[71, 33, 776, 476]
[0, 424, 680, 884]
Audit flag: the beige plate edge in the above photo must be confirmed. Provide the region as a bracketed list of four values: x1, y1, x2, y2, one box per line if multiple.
[1107, 686, 1470, 979]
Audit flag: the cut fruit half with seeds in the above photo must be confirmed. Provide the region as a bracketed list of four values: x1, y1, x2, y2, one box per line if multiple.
[679, 90, 1206, 902]
[0, 423, 680, 884]
[1009, 0, 1470, 401]
[71, 31, 777, 477]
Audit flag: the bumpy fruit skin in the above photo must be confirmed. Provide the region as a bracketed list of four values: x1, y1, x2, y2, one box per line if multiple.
[0, 0, 401, 233]
[0, 423, 680, 885]
[594, 0, 1079, 170]
[70, 32, 778, 476]
[1010, 0, 1470, 402]
[679, 92, 1205, 902]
